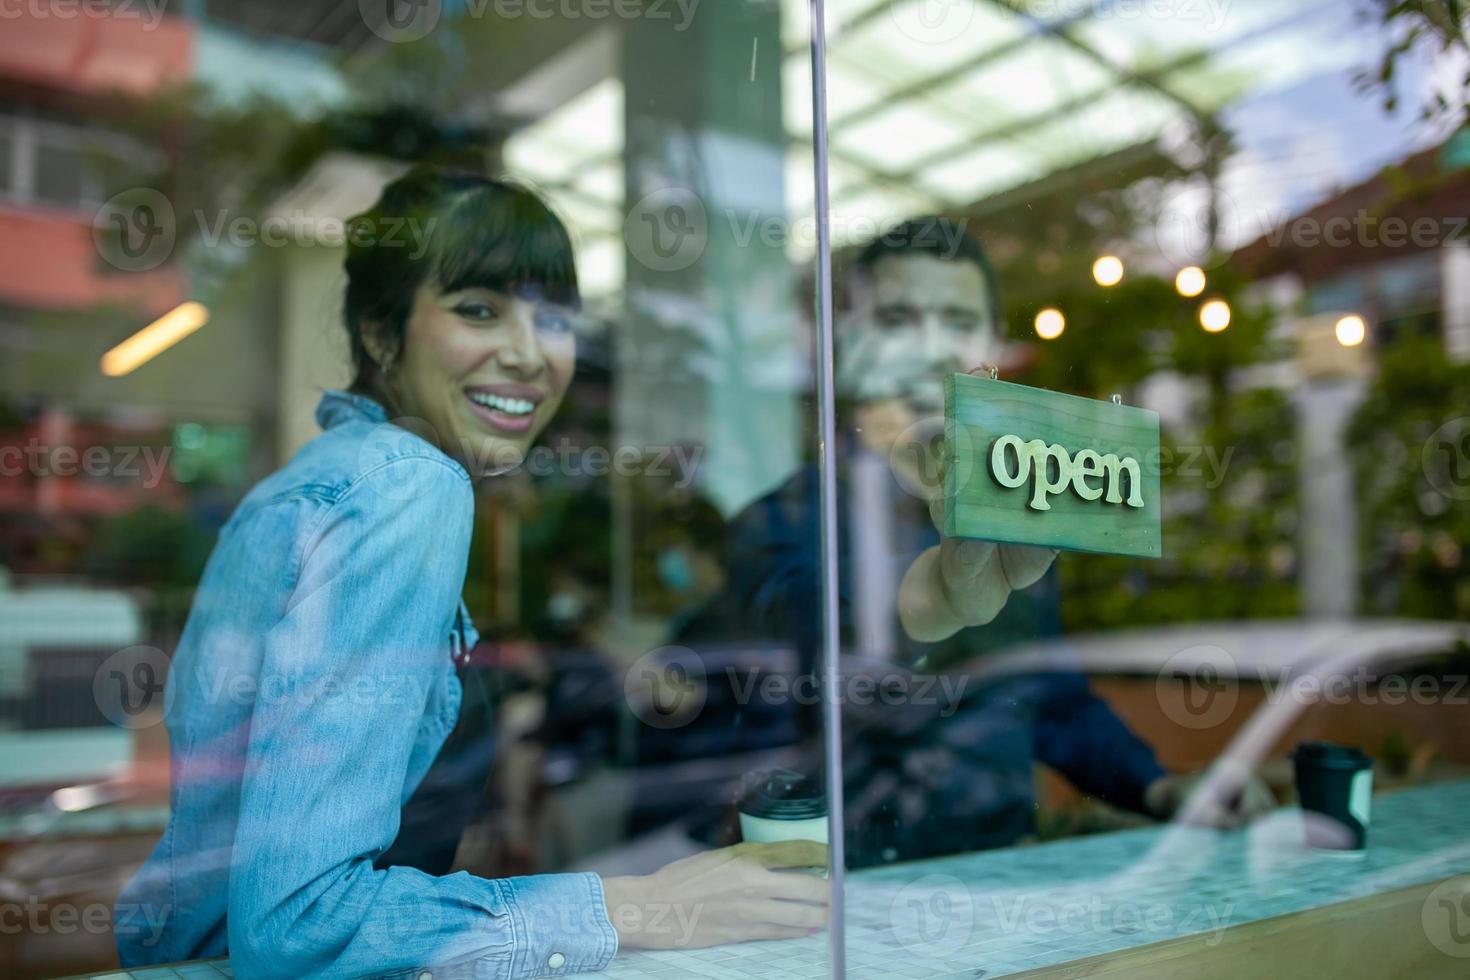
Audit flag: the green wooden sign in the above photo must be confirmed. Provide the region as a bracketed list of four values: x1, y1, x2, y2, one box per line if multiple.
[944, 373, 1162, 558]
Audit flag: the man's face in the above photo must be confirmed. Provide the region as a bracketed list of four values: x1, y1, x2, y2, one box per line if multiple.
[838, 254, 997, 454]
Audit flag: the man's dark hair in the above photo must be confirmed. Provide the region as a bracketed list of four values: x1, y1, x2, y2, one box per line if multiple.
[851, 215, 1001, 328]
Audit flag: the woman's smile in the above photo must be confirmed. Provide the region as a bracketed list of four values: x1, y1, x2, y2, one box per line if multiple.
[463, 382, 544, 434]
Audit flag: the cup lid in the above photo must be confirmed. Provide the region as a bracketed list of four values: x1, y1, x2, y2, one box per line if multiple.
[1293, 740, 1371, 768]
[737, 768, 827, 820]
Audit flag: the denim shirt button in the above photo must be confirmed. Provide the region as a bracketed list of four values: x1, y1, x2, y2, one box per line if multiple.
[547, 952, 566, 969]
[417, 972, 433, 980]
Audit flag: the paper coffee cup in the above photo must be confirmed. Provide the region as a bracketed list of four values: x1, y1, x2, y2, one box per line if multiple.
[737, 768, 828, 852]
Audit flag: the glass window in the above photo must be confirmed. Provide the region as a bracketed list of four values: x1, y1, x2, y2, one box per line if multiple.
[33, 137, 86, 210]
[0, 126, 13, 198]
[3, 0, 1469, 977]
[824, 0, 1470, 976]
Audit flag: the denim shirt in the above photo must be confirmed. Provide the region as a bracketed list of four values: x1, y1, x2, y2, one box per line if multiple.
[116, 391, 618, 979]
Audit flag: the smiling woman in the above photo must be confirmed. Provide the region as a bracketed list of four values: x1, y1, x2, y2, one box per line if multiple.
[110, 167, 831, 980]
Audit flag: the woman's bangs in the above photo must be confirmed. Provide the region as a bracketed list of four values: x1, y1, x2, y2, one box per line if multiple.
[432, 185, 580, 308]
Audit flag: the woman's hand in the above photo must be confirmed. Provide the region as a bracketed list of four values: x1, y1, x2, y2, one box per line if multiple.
[601, 841, 830, 950]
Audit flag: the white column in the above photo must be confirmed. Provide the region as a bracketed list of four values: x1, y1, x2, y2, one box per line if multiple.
[1441, 240, 1470, 362]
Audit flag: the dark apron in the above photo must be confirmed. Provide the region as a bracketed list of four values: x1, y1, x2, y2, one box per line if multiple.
[377, 611, 501, 875]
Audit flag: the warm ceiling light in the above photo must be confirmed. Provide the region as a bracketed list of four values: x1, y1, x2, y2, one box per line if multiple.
[100, 302, 209, 377]
[1335, 314, 1366, 347]
[1034, 307, 1066, 340]
[1199, 298, 1231, 333]
[1092, 255, 1124, 287]
[1175, 266, 1206, 297]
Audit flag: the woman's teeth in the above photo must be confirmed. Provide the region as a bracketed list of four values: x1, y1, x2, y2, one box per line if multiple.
[469, 392, 535, 416]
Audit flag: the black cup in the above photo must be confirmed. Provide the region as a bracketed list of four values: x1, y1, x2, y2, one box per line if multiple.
[1293, 740, 1372, 852]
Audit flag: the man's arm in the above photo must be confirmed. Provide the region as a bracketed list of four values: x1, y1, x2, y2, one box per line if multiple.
[1031, 673, 1167, 815]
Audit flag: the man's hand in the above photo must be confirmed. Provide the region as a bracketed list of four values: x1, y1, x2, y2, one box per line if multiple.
[898, 484, 1058, 643]
[1144, 772, 1276, 829]
[601, 841, 829, 951]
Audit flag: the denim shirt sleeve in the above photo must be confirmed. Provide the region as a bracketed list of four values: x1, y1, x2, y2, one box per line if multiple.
[227, 455, 618, 979]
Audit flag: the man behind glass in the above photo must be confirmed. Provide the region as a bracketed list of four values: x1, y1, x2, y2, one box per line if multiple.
[684, 217, 1270, 865]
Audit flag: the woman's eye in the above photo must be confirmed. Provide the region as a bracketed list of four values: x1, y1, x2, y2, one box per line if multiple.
[535, 311, 574, 334]
[455, 302, 499, 322]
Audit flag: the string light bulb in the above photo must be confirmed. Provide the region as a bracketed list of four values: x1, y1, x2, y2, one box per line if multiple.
[1092, 255, 1124, 287]
[1175, 266, 1206, 297]
[1335, 314, 1366, 347]
[1035, 308, 1066, 340]
[1199, 299, 1231, 333]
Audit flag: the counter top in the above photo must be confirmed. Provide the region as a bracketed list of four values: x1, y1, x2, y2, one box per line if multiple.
[80, 780, 1470, 980]
[590, 779, 1470, 978]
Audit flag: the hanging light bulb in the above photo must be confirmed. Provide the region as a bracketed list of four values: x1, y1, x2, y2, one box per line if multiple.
[1034, 308, 1066, 340]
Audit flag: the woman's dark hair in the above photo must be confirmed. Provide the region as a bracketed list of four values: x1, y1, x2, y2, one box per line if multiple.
[343, 167, 579, 406]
